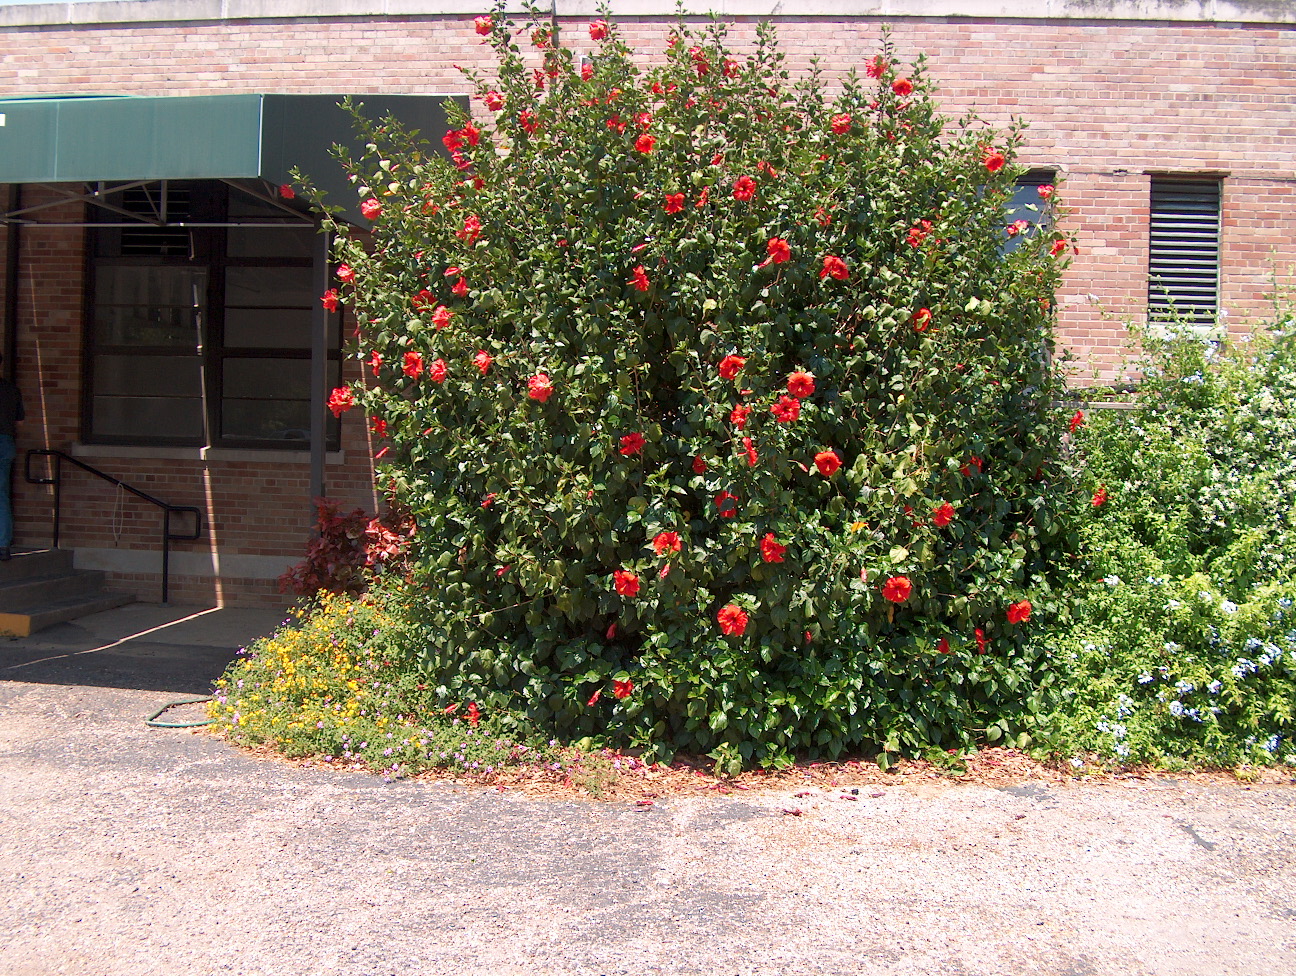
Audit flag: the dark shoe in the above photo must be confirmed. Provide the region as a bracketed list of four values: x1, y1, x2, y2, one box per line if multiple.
[0, 548, 11, 561]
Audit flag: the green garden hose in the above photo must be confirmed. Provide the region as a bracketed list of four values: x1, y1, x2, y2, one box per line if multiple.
[145, 696, 215, 729]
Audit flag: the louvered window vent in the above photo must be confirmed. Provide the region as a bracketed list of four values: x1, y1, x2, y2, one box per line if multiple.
[1148, 178, 1220, 327]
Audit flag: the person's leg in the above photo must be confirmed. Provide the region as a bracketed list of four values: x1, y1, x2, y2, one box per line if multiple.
[0, 434, 15, 556]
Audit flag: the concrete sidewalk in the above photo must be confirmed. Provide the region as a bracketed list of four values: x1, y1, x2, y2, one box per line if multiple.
[1, 604, 1294, 976]
[0, 602, 288, 696]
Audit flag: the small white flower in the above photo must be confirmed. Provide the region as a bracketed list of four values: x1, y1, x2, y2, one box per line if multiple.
[1138, 672, 1154, 684]
[1169, 701, 1185, 717]
[1070, 757, 1084, 768]
[1221, 600, 1238, 614]
[1103, 575, 1122, 586]
[1207, 680, 1223, 694]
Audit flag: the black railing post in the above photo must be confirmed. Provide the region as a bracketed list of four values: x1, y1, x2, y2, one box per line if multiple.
[161, 509, 171, 606]
[50, 453, 62, 550]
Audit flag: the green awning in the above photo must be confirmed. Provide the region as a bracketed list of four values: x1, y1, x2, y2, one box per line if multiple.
[0, 93, 460, 222]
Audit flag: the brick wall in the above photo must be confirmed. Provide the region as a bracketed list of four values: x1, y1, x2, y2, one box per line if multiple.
[2, 5, 1292, 603]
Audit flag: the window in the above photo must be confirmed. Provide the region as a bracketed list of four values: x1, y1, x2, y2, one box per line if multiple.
[1148, 177, 1221, 327]
[85, 181, 340, 448]
[1003, 169, 1056, 253]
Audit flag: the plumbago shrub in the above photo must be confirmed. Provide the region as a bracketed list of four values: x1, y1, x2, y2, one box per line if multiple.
[320, 11, 1078, 771]
[1057, 321, 1296, 767]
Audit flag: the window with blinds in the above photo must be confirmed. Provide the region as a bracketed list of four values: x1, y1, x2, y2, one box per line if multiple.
[1148, 178, 1221, 326]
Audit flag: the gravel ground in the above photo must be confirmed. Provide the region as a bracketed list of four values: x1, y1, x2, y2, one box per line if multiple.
[1, 607, 1294, 976]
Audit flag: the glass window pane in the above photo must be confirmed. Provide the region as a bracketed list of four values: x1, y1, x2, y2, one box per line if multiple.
[96, 266, 207, 308]
[225, 266, 313, 307]
[222, 399, 315, 442]
[227, 227, 316, 259]
[94, 354, 203, 397]
[94, 305, 200, 349]
[91, 396, 205, 440]
[222, 358, 310, 400]
[224, 308, 315, 349]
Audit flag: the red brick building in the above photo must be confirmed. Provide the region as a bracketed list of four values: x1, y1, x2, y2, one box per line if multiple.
[1, 0, 1292, 607]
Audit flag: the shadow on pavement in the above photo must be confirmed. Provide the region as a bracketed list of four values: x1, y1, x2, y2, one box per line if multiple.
[0, 603, 289, 696]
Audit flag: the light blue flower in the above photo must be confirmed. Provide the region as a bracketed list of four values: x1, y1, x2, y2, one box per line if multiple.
[1169, 701, 1185, 717]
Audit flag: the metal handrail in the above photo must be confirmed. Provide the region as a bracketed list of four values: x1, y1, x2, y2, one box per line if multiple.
[23, 449, 202, 605]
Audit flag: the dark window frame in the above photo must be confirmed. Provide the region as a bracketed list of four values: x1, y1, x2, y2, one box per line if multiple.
[83, 181, 341, 450]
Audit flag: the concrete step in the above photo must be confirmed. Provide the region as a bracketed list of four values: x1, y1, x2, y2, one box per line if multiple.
[0, 570, 109, 611]
[0, 548, 74, 582]
[0, 590, 134, 638]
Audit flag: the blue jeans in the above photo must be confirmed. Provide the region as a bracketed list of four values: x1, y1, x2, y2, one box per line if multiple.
[0, 434, 15, 548]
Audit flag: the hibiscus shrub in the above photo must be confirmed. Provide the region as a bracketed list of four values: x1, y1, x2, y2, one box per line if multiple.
[320, 10, 1077, 771]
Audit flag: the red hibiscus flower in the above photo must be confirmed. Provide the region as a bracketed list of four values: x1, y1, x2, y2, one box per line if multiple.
[695, 186, 710, 208]
[760, 533, 786, 564]
[692, 455, 707, 475]
[866, 55, 889, 79]
[882, 575, 912, 603]
[932, 502, 956, 527]
[481, 492, 495, 508]
[982, 147, 1007, 173]
[912, 307, 932, 332]
[664, 193, 685, 214]
[452, 276, 468, 297]
[1092, 486, 1108, 507]
[906, 219, 933, 248]
[473, 15, 492, 35]
[457, 214, 482, 243]
[429, 358, 447, 384]
[613, 678, 634, 700]
[484, 90, 504, 111]
[278, 183, 295, 199]
[587, 689, 602, 706]
[743, 436, 758, 467]
[473, 350, 493, 375]
[1006, 219, 1030, 237]
[327, 387, 354, 418]
[820, 254, 849, 280]
[1007, 599, 1032, 624]
[723, 58, 739, 77]
[320, 289, 340, 312]
[1049, 237, 1068, 257]
[588, 19, 609, 40]
[937, 638, 951, 654]
[613, 570, 640, 597]
[653, 531, 682, 556]
[764, 237, 791, 265]
[975, 628, 988, 653]
[1069, 409, 1085, 433]
[360, 198, 382, 221]
[718, 354, 747, 380]
[581, 63, 594, 81]
[770, 395, 801, 423]
[634, 134, 655, 154]
[635, 112, 653, 131]
[814, 449, 841, 477]
[367, 350, 383, 376]
[629, 265, 650, 292]
[730, 404, 751, 430]
[336, 264, 355, 283]
[402, 351, 424, 379]
[717, 604, 748, 636]
[1038, 184, 1055, 200]
[830, 113, 852, 135]
[733, 176, 757, 201]
[787, 371, 816, 399]
[892, 78, 914, 97]
[961, 455, 983, 477]
[714, 491, 738, 518]
[466, 701, 481, 726]
[527, 373, 554, 403]
[369, 416, 387, 438]
[431, 305, 453, 329]
[411, 289, 435, 312]
[518, 110, 539, 135]
[619, 432, 646, 456]
[442, 128, 464, 154]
